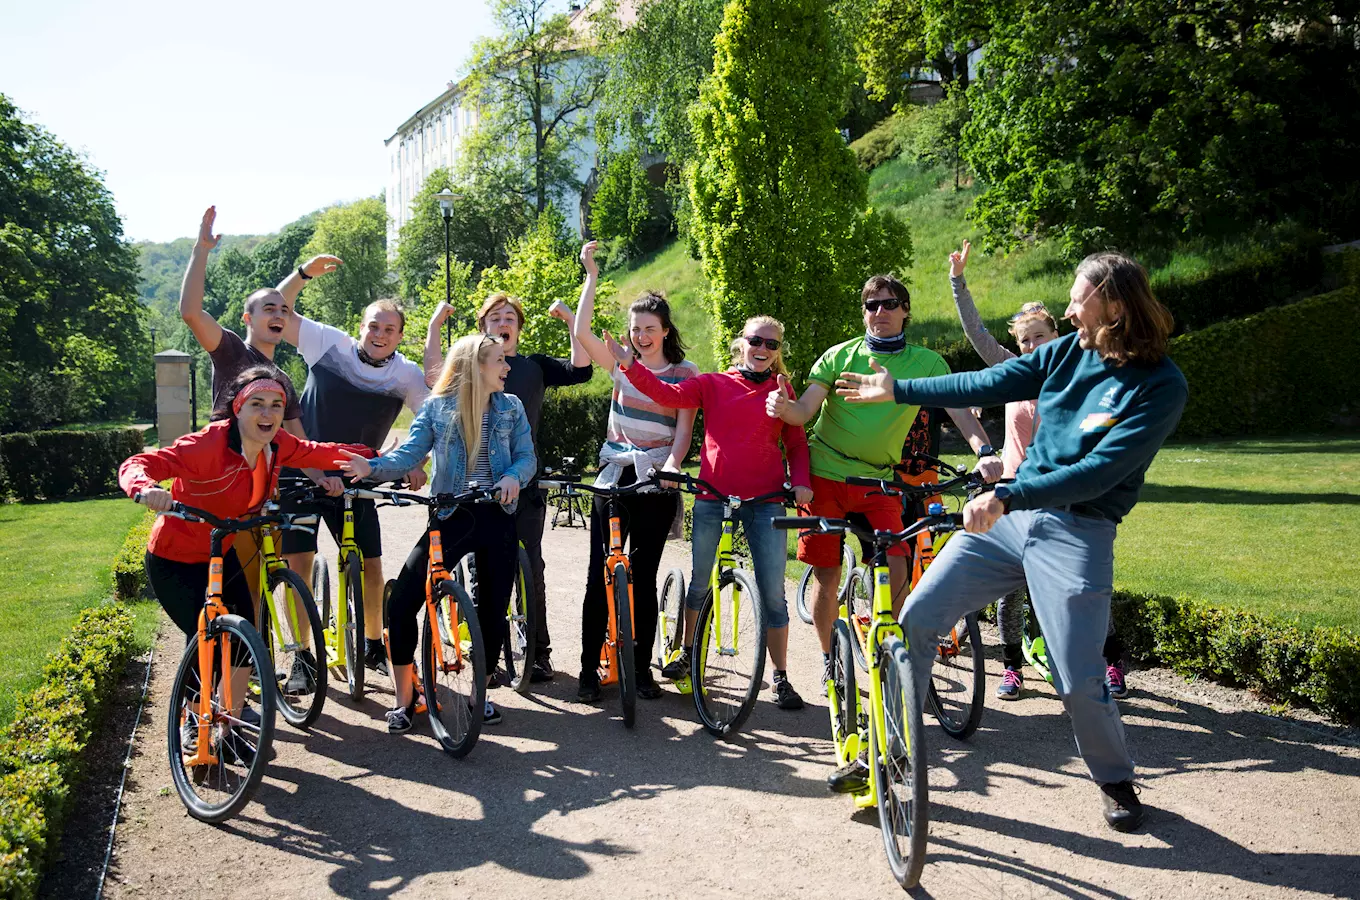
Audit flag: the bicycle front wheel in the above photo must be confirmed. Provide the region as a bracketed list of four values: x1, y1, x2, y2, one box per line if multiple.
[691, 568, 767, 737]
[422, 579, 486, 757]
[873, 635, 928, 889]
[166, 614, 276, 824]
[313, 556, 331, 628]
[342, 552, 366, 700]
[265, 568, 328, 729]
[847, 567, 872, 673]
[927, 613, 985, 739]
[657, 568, 687, 668]
[508, 544, 537, 694]
[613, 562, 636, 729]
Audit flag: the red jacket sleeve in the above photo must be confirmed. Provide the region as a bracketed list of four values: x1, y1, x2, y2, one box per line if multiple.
[780, 384, 812, 488]
[118, 431, 210, 498]
[274, 429, 374, 469]
[623, 362, 707, 409]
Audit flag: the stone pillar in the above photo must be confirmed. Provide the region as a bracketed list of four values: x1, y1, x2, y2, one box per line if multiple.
[154, 350, 194, 444]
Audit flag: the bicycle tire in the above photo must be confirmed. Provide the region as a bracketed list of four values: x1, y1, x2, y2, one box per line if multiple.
[926, 612, 985, 740]
[874, 634, 928, 889]
[657, 568, 687, 668]
[613, 562, 636, 729]
[343, 551, 365, 701]
[847, 567, 872, 673]
[166, 614, 276, 824]
[508, 544, 537, 694]
[691, 568, 768, 738]
[422, 578, 487, 757]
[795, 543, 856, 626]
[265, 567, 328, 729]
[313, 556, 331, 629]
[830, 619, 858, 750]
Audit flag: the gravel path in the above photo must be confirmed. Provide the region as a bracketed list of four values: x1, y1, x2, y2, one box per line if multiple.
[103, 498, 1360, 899]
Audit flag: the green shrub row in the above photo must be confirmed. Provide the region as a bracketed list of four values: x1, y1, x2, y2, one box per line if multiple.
[0, 604, 136, 899]
[1169, 285, 1360, 437]
[1156, 239, 1325, 333]
[1111, 591, 1360, 724]
[0, 428, 144, 502]
[113, 509, 155, 601]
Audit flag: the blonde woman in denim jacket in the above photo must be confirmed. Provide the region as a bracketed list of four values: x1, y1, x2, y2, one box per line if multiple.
[340, 333, 536, 732]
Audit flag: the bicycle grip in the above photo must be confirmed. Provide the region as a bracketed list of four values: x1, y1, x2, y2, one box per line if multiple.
[772, 516, 806, 530]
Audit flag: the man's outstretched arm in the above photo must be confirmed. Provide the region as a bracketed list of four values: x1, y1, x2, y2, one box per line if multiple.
[180, 206, 224, 353]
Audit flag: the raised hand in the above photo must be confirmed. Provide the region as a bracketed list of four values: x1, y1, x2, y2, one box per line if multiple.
[949, 240, 972, 278]
[301, 255, 343, 278]
[766, 374, 792, 419]
[548, 299, 573, 324]
[580, 240, 599, 278]
[430, 302, 455, 328]
[196, 206, 221, 251]
[602, 330, 634, 367]
[835, 360, 896, 404]
[335, 449, 372, 481]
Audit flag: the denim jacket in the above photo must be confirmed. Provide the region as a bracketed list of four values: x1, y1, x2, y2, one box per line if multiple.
[367, 392, 537, 512]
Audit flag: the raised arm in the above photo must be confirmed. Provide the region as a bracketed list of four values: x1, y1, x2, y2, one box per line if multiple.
[548, 298, 591, 368]
[276, 254, 343, 346]
[424, 302, 454, 387]
[950, 241, 1014, 367]
[179, 206, 224, 352]
[573, 241, 615, 370]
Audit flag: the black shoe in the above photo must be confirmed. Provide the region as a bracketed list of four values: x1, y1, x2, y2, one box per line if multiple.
[385, 705, 413, 735]
[827, 757, 870, 794]
[637, 671, 663, 700]
[661, 649, 690, 681]
[283, 649, 318, 695]
[1100, 780, 1145, 831]
[364, 640, 389, 676]
[530, 654, 555, 683]
[483, 700, 502, 726]
[577, 669, 602, 703]
[774, 678, 805, 710]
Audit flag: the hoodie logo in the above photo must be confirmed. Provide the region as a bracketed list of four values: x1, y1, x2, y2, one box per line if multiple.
[1080, 413, 1119, 433]
[1098, 386, 1120, 410]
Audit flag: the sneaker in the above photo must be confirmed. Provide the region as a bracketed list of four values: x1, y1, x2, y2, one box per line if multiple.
[636, 671, 663, 700]
[1099, 780, 1144, 831]
[179, 719, 198, 753]
[661, 649, 691, 681]
[827, 755, 870, 794]
[774, 677, 805, 710]
[1107, 664, 1129, 700]
[996, 667, 1024, 701]
[283, 649, 318, 695]
[821, 654, 834, 687]
[385, 705, 413, 735]
[364, 639, 389, 676]
[577, 669, 602, 703]
[483, 700, 502, 725]
[530, 654, 555, 683]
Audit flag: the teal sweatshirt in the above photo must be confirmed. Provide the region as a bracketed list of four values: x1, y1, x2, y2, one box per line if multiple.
[892, 333, 1187, 523]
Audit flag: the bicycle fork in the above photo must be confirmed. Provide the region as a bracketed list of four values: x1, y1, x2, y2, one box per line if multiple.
[187, 561, 231, 767]
[599, 515, 634, 687]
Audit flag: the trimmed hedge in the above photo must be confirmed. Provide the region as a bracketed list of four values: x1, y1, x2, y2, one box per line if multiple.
[1156, 239, 1325, 334]
[0, 604, 136, 899]
[1112, 591, 1360, 724]
[113, 509, 155, 601]
[538, 381, 612, 473]
[0, 428, 144, 502]
[1169, 286, 1360, 437]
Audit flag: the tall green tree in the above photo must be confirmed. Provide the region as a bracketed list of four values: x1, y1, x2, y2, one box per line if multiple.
[0, 93, 145, 429]
[463, 0, 608, 217]
[296, 198, 390, 329]
[687, 0, 911, 379]
[837, 0, 986, 104]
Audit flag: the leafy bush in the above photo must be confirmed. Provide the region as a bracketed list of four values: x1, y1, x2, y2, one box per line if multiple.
[1169, 286, 1360, 437]
[1112, 591, 1360, 724]
[0, 428, 144, 502]
[590, 151, 674, 262]
[0, 605, 135, 899]
[850, 115, 902, 171]
[1157, 239, 1326, 333]
[537, 381, 612, 473]
[113, 509, 155, 601]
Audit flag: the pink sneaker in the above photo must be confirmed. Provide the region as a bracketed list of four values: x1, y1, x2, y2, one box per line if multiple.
[1106, 664, 1129, 700]
[996, 667, 1023, 701]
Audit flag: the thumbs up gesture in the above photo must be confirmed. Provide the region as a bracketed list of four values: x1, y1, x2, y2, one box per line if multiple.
[766, 374, 792, 419]
[835, 359, 897, 404]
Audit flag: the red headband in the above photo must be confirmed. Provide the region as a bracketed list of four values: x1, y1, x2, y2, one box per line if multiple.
[232, 378, 286, 416]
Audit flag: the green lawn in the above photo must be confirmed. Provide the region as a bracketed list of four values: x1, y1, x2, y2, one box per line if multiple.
[0, 496, 153, 726]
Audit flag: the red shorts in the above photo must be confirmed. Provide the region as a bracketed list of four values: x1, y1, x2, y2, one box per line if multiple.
[796, 474, 907, 568]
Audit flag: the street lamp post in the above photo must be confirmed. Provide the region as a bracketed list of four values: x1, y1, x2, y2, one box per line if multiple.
[436, 188, 457, 350]
[150, 325, 157, 432]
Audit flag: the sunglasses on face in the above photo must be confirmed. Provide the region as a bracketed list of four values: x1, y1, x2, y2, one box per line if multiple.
[744, 335, 782, 351]
[863, 298, 903, 313]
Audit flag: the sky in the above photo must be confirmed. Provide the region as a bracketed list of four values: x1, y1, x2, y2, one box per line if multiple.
[0, 0, 503, 242]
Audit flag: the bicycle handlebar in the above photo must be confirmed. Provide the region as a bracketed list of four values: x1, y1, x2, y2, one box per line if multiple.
[535, 474, 666, 497]
[846, 465, 988, 499]
[665, 471, 795, 506]
[135, 494, 318, 534]
[896, 452, 966, 479]
[771, 511, 963, 548]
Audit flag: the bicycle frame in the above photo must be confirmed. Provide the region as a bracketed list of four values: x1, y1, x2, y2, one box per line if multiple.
[186, 532, 237, 768]
[599, 496, 635, 687]
[325, 493, 364, 672]
[256, 525, 309, 663]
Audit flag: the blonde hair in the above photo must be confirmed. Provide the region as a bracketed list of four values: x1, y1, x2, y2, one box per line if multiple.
[431, 333, 502, 473]
[1007, 301, 1059, 342]
[728, 315, 789, 377]
[477, 292, 525, 330]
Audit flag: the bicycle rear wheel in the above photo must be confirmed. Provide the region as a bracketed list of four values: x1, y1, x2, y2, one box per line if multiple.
[873, 634, 928, 889]
[613, 562, 636, 729]
[926, 613, 985, 740]
[166, 614, 276, 824]
[830, 619, 858, 749]
[507, 545, 537, 694]
[313, 556, 331, 629]
[657, 568, 687, 669]
[264, 568, 328, 729]
[422, 579, 486, 757]
[342, 552, 365, 700]
[691, 568, 767, 737]
[847, 567, 872, 673]
[795, 543, 855, 626]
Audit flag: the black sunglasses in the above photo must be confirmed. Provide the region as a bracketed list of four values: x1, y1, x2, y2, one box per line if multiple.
[863, 298, 903, 313]
[744, 335, 782, 351]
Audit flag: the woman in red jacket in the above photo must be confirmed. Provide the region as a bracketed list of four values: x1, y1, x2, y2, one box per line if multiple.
[602, 316, 814, 710]
[120, 366, 371, 640]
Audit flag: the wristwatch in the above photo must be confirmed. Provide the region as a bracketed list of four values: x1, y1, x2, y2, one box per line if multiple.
[976, 443, 996, 459]
[297, 265, 312, 281]
[993, 484, 1013, 513]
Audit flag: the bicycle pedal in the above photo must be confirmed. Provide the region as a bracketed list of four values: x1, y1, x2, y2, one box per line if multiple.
[674, 676, 693, 695]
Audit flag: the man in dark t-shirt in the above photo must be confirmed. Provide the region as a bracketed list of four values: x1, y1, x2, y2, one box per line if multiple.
[425, 281, 592, 682]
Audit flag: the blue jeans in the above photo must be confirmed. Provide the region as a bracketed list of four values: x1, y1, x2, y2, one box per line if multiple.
[902, 508, 1135, 784]
[687, 500, 790, 629]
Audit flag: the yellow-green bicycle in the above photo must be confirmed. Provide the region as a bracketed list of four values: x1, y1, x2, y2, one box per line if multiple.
[774, 508, 962, 890]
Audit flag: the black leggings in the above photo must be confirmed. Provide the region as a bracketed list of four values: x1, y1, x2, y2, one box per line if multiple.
[579, 466, 676, 676]
[387, 504, 516, 669]
[145, 550, 255, 638]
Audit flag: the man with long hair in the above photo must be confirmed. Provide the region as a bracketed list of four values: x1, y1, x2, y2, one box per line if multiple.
[836, 251, 1187, 831]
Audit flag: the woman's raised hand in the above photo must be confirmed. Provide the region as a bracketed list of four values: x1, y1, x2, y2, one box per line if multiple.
[949, 239, 971, 278]
[602, 330, 634, 367]
[580, 240, 599, 278]
[196, 207, 221, 251]
[335, 449, 372, 480]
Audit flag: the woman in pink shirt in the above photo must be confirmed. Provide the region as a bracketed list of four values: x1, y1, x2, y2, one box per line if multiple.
[950, 241, 1130, 701]
[603, 316, 814, 710]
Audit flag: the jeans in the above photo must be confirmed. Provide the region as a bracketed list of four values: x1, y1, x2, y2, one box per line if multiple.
[903, 508, 1135, 784]
[687, 500, 790, 629]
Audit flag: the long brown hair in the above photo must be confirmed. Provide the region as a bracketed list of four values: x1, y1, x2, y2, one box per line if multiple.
[1074, 252, 1174, 367]
[630, 291, 687, 365]
[432, 333, 501, 473]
